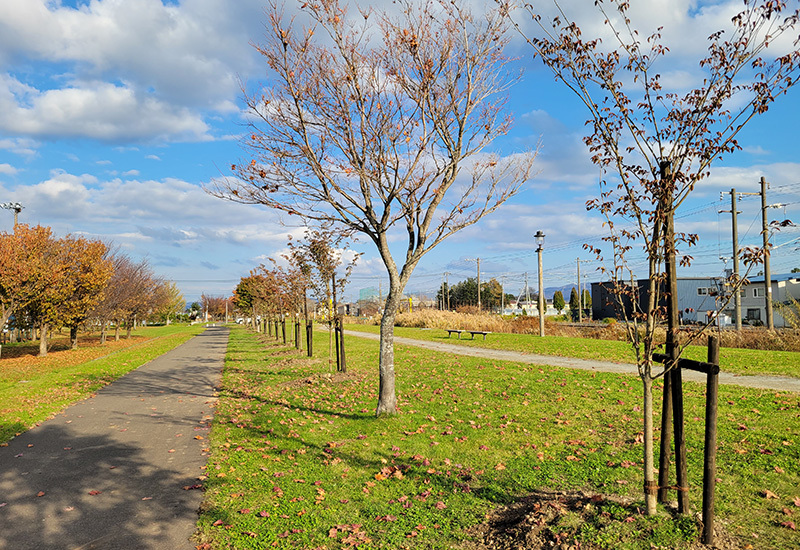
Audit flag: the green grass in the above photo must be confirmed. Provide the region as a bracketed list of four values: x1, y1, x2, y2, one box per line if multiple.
[196, 326, 800, 549]
[345, 324, 800, 379]
[0, 324, 206, 443]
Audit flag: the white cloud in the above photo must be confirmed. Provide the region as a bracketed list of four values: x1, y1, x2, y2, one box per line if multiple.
[0, 75, 211, 141]
[0, 163, 18, 175]
[0, 137, 38, 157]
[0, 0, 268, 141]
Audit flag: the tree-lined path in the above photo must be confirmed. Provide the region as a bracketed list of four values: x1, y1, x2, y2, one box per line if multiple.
[0, 326, 228, 550]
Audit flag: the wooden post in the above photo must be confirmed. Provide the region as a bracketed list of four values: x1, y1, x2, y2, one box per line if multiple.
[657, 373, 673, 503]
[332, 272, 340, 371]
[671, 366, 689, 513]
[338, 316, 347, 373]
[702, 336, 720, 545]
[334, 317, 341, 371]
[281, 318, 287, 344]
[295, 320, 301, 350]
[306, 321, 313, 357]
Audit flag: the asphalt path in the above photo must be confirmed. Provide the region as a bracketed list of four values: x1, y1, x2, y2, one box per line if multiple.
[346, 329, 800, 393]
[0, 326, 228, 550]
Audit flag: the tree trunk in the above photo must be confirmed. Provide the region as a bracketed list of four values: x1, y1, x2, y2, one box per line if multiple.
[114, 321, 120, 341]
[100, 321, 107, 344]
[126, 318, 132, 338]
[70, 325, 78, 350]
[38, 322, 48, 357]
[376, 290, 401, 417]
[642, 374, 657, 515]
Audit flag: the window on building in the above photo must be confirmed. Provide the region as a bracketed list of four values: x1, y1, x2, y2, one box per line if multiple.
[697, 287, 708, 296]
[753, 287, 764, 298]
[746, 308, 761, 321]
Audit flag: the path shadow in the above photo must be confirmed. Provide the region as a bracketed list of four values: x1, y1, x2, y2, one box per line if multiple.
[0, 425, 203, 550]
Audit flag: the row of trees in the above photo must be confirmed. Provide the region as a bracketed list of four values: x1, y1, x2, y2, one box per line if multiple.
[0, 224, 185, 356]
[436, 278, 514, 311]
[233, 229, 357, 371]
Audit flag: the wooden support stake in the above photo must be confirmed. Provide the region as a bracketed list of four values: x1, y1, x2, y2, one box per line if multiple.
[338, 317, 347, 373]
[334, 316, 341, 372]
[672, 365, 689, 514]
[295, 321, 301, 350]
[306, 321, 313, 357]
[657, 372, 673, 504]
[702, 336, 720, 545]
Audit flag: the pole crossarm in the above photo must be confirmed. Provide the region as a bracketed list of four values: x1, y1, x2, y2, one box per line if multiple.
[652, 353, 720, 375]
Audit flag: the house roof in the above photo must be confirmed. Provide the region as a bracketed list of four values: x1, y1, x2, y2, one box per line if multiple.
[748, 273, 800, 283]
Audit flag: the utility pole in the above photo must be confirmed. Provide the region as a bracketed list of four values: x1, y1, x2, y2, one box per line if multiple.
[720, 189, 743, 331]
[500, 275, 506, 314]
[731, 189, 741, 331]
[535, 230, 546, 337]
[576, 258, 590, 323]
[445, 272, 450, 310]
[524, 272, 530, 308]
[760, 176, 774, 330]
[440, 272, 445, 310]
[466, 258, 481, 310]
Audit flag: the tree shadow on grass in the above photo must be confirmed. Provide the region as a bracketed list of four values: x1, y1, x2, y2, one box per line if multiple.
[0, 425, 204, 550]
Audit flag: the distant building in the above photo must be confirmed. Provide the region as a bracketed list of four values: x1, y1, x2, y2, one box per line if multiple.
[591, 274, 800, 327]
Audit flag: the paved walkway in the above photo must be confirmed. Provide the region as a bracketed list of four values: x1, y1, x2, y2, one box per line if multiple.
[0, 326, 228, 550]
[346, 330, 800, 393]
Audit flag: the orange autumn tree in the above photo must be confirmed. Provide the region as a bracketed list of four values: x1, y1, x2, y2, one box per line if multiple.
[0, 225, 54, 356]
[59, 236, 114, 350]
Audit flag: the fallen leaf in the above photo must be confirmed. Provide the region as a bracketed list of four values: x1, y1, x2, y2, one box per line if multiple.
[88, 490, 102, 496]
[36, 491, 45, 497]
[793, 496, 800, 507]
[763, 490, 779, 499]
[780, 521, 796, 530]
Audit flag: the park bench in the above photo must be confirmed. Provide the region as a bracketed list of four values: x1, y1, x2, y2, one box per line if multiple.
[445, 329, 490, 340]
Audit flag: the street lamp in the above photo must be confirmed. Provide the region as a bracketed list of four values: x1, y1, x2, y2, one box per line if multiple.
[0, 202, 23, 227]
[535, 230, 545, 337]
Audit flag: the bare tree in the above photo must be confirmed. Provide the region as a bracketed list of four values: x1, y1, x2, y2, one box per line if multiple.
[211, 0, 536, 416]
[512, 0, 800, 514]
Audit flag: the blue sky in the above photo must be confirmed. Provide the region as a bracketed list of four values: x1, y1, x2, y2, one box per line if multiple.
[1, 0, 798, 304]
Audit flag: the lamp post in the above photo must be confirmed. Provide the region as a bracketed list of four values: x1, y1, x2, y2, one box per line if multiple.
[0, 202, 23, 227]
[535, 230, 545, 337]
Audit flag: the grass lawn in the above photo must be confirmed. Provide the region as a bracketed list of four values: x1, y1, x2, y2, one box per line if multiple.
[196, 325, 800, 549]
[0, 324, 206, 443]
[344, 324, 800, 379]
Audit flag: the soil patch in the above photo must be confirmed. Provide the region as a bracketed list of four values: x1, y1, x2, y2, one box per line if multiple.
[464, 489, 743, 550]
